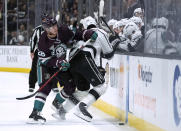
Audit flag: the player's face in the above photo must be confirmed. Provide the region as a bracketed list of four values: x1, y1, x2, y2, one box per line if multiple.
[46, 24, 58, 38]
[135, 13, 143, 20]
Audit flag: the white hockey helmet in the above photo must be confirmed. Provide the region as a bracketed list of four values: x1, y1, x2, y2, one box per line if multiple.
[133, 8, 143, 15]
[113, 21, 124, 30]
[123, 22, 139, 37]
[108, 19, 117, 26]
[83, 16, 97, 29]
[129, 16, 143, 28]
[152, 17, 169, 30]
[130, 16, 142, 25]
[113, 18, 129, 30]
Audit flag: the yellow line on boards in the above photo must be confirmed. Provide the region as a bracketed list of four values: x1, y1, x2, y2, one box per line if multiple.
[0, 67, 30, 73]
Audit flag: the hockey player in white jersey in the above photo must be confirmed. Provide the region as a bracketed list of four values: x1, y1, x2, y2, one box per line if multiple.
[107, 19, 117, 31]
[111, 19, 142, 52]
[144, 17, 176, 54]
[53, 16, 120, 122]
[122, 21, 143, 52]
[129, 16, 143, 30]
[133, 8, 144, 21]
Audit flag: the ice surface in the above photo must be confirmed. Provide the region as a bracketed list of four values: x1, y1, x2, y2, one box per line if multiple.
[0, 72, 137, 131]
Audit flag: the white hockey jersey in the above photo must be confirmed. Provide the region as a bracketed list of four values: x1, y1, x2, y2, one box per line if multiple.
[83, 28, 113, 66]
[70, 28, 114, 66]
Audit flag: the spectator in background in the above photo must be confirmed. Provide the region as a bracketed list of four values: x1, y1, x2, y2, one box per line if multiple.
[7, 0, 17, 13]
[67, 0, 74, 12]
[9, 31, 18, 45]
[17, 34, 25, 45]
[124, 0, 141, 19]
[0, 1, 2, 20]
[19, 23, 27, 44]
[18, 3, 27, 19]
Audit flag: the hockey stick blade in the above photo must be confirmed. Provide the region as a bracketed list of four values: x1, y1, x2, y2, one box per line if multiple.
[16, 69, 61, 100]
[16, 91, 38, 100]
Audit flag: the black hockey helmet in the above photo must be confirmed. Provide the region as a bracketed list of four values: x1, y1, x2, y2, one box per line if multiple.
[41, 12, 49, 20]
[42, 16, 57, 28]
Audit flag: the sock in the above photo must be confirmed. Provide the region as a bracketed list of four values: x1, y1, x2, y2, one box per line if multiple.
[81, 93, 96, 107]
[34, 100, 45, 112]
[63, 90, 89, 112]
[34, 92, 47, 111]
[54, 92, 65, 104]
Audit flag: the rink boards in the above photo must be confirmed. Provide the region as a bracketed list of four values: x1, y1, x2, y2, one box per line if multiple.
[0, 46, 181, 131]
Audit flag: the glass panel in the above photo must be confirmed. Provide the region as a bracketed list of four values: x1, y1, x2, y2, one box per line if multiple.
[0, 0, 3, 44]
[144, 0, 181, 55]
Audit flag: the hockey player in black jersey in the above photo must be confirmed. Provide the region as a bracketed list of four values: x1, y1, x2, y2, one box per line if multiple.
[55, 16, 121, 122]
[27, 15, 98, 124]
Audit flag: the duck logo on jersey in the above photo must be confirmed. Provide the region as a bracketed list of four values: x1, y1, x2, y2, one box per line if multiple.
[54, 44, 67, 58]
[173, 65, 181, 126]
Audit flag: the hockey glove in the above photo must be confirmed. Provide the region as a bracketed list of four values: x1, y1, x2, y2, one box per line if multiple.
[128, 43, 135, 52]
[56, 60, 70, 71]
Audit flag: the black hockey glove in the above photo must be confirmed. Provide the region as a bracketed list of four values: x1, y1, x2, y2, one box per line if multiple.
[128, 43, 135, 52]
[98, 66, 106, 77]
[109, 35, 121, 50]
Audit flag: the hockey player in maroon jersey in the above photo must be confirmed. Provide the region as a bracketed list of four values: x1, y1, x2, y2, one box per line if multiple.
[27, 15, 98, 124]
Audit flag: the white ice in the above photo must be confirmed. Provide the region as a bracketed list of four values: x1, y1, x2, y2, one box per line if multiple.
[0, 72, 137, 131]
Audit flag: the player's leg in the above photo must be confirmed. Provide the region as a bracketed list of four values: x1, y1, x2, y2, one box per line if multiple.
[28, 50, 38, 92]
[55, 73, 90, 120]
[51, 70, 76, 119]
[28, 65, 53, 124]
[74, 55, 106, 122]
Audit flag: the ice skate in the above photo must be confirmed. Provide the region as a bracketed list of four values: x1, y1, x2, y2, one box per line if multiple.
[74, 102, 92, 122]
[52, 105, 66, 120]
[51, 99, 61, 112]
[27, 109, 46, 124]
[28, 88, 34, 92]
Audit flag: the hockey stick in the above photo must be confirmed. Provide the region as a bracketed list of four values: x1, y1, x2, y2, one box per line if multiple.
[100, 16, 115, 35]
[16, 39, 91, 100]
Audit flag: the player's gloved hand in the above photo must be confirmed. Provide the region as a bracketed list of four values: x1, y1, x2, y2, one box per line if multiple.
[56, 60, 70, 71]
[128, 43, 135, 52]
[98, 66, 106, 77]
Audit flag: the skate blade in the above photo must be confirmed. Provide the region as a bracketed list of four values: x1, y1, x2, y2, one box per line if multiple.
[26, 118, 45, 124]
[52, 113, 66, 120]
[73, 112, 92, 122]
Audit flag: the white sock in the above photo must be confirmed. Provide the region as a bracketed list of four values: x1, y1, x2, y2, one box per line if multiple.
[81, 93, 96, 107]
